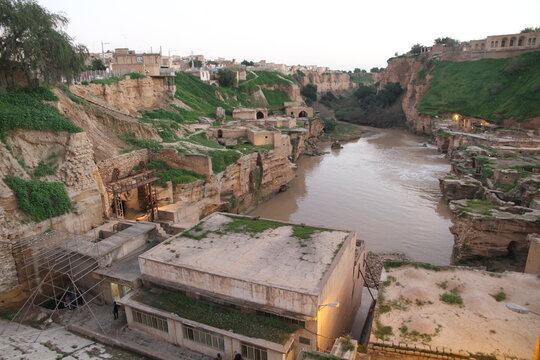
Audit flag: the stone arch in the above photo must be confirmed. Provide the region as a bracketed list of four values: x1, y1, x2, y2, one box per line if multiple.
[256, 111, 264, 119]
[481, 43, 485, 50]
[518, 36, 525, 46]
[501, 38, 507, 47]
[510, 37, 516, 46]
[298, 111, 308, 118]
[217, 129, 223, 138]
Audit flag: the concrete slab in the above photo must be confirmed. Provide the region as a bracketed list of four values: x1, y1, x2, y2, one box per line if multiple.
[140, 213, 351, 293]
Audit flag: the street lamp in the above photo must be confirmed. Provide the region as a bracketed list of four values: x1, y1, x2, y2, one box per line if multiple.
[319, 302, 340, 309]
[506, 303, 539, 315]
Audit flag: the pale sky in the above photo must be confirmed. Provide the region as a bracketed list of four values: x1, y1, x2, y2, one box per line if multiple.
[39, 0, 540, 71]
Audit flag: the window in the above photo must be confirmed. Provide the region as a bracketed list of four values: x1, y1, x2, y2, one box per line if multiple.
[183, 325, 225, 350]
[132, 309, 168, 333]
[299, 337, 311, 345]
[136, 56, 143, 63]
[241, 343, 268, 360]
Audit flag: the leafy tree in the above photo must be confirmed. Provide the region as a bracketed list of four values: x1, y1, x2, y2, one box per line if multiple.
[0, 0, 88, 87]
[354, 85, 376, 100]
[370, 67, 380, 73]
[217, 68, 235, 87]
[207, 60, 218, 65]
[191, 59, 202, 68]
[90, 58, 106, 71]
[520, 27, 540, 33]
[434, 37, 460, 47]
[300, 84, 317, 104]
[353, 68, 361, 73]
[410, 43, 423, 54]
[320, 91, 337, 107]
[241, 60, 254, 66]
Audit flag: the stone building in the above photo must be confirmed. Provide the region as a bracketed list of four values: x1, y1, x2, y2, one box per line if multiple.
[112, 48, 162, 76]
[284, 102, 314, 118]
[233, 107, 269, 120]
[120, 213, 366, 360]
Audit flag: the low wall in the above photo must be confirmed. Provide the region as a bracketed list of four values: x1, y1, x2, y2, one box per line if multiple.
[151, 149, 212, 177]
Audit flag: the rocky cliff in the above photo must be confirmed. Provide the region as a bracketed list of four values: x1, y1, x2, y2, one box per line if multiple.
[376, 57, 434, 134]
[299, 71, 355, 93]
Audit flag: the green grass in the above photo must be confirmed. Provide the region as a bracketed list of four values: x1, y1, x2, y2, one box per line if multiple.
[141, 108, 184, 123]
[383, 260, 442, 271]
[207, 150, 242, 173]
[239, 71, 297, 92]
[146, 160, 205, 186]
[126, 72, 146, 79]
[418, 52, 540, 123]
[91, 76, 122, 85]
[4, 176, 72, 222]
[303, 352, 341, 360]
[134, 288, 296, 344]
[261, 88, 291, 107]
[0, 87, 82, 141]
[440, 292, 463, 305]
[462, 200, 497, 215]
[120, 135, 163, 152]
[226, 142, 273, 154]
[374, 320, 393, 340]
[351, 72, 374, 84]
[186, 133, 223, 148]
[33, 161, 56, 178]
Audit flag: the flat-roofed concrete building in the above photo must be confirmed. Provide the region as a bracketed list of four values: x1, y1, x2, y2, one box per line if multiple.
[120, 213, 366, 360]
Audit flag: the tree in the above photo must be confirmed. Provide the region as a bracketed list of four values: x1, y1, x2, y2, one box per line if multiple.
[520, 27, 540, 33]
[191, 59, 202, 68]
[434, 37, 460, 48]
[300, 84, 317, 104]
[370, 67, 380, 73]
[241, 60, 254, 66]
[217, 68, 235, 87]
[90, 58, 106, 71]
[0, 0, 88, 87]
[410, 43, 423, 54]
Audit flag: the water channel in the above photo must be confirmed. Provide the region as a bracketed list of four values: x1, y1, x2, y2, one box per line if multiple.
[249, 126, 455, 265]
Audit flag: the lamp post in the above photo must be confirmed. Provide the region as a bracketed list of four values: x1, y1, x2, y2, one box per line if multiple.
[101, 41, 110, 61]
[319, 302, 340, 310]
[506, 303, 539, 315]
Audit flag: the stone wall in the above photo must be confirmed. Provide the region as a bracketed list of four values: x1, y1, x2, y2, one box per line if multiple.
[96, 149, 149, 184]
[299, 72, 355, 93]
[150, 149, 212, 177]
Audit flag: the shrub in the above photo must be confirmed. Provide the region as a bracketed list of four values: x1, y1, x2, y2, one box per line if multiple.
[440, 292, 463, 305]
[301, 84, 318, 104]
[126, 72, 146, 79]
[121, 136, 163, 152]
[4, 176, 72, 222]
[322, 117, 338, 132]
[491, 289, 506, 302]
[33, 161, 56, 178]
[147, 160, 204, 186]
[217, 69, 235, 87]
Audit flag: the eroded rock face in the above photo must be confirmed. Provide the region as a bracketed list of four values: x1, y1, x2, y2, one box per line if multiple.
[439, 177, 483, 200]
[71, 77, 175, 116]
[377, 57, 433, 134]
[449, 200, 540, 260]
[299, 72, 355, 93]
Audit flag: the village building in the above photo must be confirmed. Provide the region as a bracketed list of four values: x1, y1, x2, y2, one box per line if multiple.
[111, 48, 162, 77]
[284, 102, 314, 118]
[233, 107, 269, 120]
[119, 213, 366, 360]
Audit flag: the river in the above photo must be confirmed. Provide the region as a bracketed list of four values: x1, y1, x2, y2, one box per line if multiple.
[249, 126, 454, 265]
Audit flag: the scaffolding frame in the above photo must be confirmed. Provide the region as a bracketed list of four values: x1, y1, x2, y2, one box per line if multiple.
[106, 165, 159, 220]
[1, 230, 107, 339]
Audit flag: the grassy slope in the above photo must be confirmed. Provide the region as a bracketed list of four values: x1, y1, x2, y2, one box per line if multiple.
[418, 52, 540, 123]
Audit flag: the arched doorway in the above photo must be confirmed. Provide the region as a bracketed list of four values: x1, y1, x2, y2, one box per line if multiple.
[217, 129, 223, 138]
[256, 111, 264, 119]
[298, 111, 307, 118]
[507, 241, 518, 258]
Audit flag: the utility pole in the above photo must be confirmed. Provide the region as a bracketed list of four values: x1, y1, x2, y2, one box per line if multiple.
[101, 41, 109, 60]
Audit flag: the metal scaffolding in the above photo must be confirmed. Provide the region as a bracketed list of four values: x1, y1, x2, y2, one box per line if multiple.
[2, 230, 107, 338]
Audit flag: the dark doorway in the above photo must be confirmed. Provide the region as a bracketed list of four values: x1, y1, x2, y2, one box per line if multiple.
[256, 111, 264, 119]
[298, 111, 307, 118]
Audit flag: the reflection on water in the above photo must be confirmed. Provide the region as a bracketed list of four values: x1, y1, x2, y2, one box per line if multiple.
[249, 127, 454, 265]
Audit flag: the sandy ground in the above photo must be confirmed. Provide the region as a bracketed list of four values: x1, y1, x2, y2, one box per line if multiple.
[371, 265, 540, 359]
[0, 319, 145, 360]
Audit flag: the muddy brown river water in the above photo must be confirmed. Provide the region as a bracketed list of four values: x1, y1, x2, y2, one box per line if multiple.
[249, 127, 454, 265]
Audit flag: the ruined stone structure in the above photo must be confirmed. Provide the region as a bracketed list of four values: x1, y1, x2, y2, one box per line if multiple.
[284, 102, 314, 118]
[232, 107, 268, 120]
[112, 48, 162, 77]
[120, 213, 366, 359]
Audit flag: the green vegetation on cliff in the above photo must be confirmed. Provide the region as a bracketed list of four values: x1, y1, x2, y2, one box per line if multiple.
[418, 52, 540, 122]
[146, 160, 205, 186]
[261, 88, 291, 107]
[0, 87, 82, 142]
[4, 176, 72, 222]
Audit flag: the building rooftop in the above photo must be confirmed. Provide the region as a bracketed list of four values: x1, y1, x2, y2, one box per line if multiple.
[139, 213, 351, 294]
